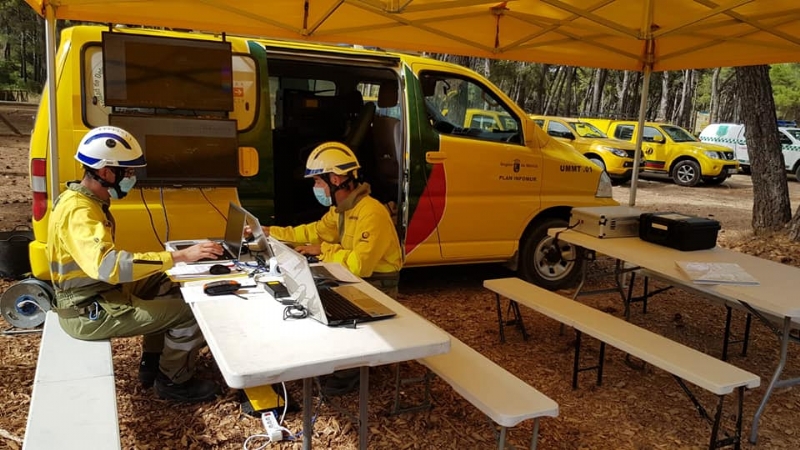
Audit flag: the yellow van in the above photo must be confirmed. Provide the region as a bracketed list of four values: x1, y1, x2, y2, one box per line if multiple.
[27, 25, 616, 291]
[584, 119, 738, 186]
[530, 115, 639, 185]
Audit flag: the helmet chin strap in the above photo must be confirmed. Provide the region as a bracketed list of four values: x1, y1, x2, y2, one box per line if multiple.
[323, 173, 357, 207]
[88, 167, 127, 199]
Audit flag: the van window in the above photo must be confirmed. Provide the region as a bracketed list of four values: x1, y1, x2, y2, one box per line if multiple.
[420, 72, 522, 144]
[82, 44, 259, 131]
[660, 125, 697, 142]
[785, 129, 800, 141]
[546, 121, 573, 139]
[269, 76, 337, 129]
[780, 132, 793, 146]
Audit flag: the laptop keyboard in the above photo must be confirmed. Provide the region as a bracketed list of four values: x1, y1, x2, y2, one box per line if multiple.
[318, 288, 370, 321]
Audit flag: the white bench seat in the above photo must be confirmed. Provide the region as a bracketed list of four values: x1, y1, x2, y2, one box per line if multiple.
[485, 277, 760, 450]
[24, 311, 120, 450]
[419, 335, 558, 450]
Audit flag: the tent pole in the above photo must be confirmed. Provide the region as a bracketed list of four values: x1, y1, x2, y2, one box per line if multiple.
[44, 5, 60, 198]
[628, 64, 651, 207]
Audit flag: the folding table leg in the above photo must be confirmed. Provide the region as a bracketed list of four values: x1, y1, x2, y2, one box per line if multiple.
[530, 418, 540, 450]
[303, 377, 313, 450]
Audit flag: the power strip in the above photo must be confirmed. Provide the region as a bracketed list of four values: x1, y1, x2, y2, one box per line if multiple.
[261, 411, 283, 442]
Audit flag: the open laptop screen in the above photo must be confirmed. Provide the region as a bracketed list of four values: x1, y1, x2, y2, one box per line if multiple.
[223, 203, 247, 260]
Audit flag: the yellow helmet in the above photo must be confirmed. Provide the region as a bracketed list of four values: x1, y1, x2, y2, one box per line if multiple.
[304, 142, 360, 178]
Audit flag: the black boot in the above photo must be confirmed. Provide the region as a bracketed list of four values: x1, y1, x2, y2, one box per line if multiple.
[154, 372, 218, 403]
[320, 368, 360, 397]
[139, 352, 160, 388]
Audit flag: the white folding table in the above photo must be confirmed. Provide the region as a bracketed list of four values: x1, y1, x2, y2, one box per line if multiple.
[547, 228, 800, 444]
[183, 276, 450, 450]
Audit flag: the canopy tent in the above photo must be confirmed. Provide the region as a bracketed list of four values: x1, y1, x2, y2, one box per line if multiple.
[25, 0, 800, 204]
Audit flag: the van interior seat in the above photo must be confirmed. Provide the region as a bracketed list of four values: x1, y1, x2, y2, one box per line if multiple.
[343, 90, 376, 153]
[371, 80, 401, 204]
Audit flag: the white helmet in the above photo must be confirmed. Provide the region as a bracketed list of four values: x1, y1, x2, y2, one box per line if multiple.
[304, 141, 360, 178]
[75, 126, 146, 169]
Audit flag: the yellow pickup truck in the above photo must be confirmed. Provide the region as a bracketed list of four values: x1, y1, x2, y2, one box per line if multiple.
[531, 115, 639, 185]
[583, 119, 738, 186]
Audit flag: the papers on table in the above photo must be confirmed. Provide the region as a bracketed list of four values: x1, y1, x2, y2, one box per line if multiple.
[167, 263, 247, 282]
[675, 261, 759, 286]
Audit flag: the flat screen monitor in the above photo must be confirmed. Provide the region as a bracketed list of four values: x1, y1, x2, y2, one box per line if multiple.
[108, 115, 239, 186]
[102, 32, 233, 111]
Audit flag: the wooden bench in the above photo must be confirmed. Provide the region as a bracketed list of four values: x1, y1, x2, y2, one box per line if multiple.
[23, 311, 120, 450]
[395, 333, 558, 450]
[485, 277, 760, 450]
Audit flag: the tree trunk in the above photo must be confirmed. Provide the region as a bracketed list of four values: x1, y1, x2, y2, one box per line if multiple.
[735, 65, 792, 234]
[563, 67, 575, 116]
[657, 71, 670, 121]
[617, 71, 630, 116]
[709, 68, 722, 123]
[589, 69, 606, 116]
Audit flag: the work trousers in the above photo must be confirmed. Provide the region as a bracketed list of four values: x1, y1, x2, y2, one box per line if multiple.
[57, 274, 204, 383]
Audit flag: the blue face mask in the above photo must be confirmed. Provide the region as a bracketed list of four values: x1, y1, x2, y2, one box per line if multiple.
[109, 175, 137, 199]
[313, 186, 332, 207]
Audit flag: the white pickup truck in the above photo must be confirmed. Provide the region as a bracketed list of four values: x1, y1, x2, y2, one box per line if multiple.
[699, 123, 800, 180]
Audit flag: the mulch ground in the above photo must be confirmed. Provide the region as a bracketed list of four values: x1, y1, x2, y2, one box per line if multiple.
[2, 233, 800, 449]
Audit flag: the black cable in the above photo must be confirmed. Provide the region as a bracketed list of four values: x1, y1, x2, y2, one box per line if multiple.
[159, 187, 170, 242]
[140, 189, 165, 248]
[283, 303, 308, 320]
[199, 188, 228, 220]
[550, 220, 583, 263]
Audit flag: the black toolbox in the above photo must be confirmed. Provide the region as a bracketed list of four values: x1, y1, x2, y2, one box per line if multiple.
[639, 212, 721, 251]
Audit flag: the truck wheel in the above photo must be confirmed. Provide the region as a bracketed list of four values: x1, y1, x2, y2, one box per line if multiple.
[519, 218, 584, 291]
[672, 160, 702, 187]
[795, 164, 800, 182]
[587, 156, 606, 171]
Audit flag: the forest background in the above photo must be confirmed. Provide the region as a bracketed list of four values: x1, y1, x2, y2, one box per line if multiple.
[3, 0, 800, 131]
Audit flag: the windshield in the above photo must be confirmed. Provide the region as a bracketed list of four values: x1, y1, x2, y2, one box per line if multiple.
[661, 125, 698, 142]
[785, 128, 800, 141]
[568, 121, 606, 138]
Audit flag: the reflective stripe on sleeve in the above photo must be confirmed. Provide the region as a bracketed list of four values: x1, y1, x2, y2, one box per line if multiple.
[98, 250, 134, 283]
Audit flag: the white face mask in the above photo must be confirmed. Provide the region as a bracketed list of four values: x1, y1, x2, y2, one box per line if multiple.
[313, 186, 332, 207]
[109, 175, 137, 199]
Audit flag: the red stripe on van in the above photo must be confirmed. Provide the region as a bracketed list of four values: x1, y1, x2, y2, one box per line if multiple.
[405, 164, 446, 255]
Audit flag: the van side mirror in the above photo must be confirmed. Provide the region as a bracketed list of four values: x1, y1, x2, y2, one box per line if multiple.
[652, 135, 665, 143]
[238, 146, 259, 177]
[524, 119, 538, 145]
[563, 131, 576, 140]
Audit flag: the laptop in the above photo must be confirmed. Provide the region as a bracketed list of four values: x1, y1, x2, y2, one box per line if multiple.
[167, 202, 247, 263]
[268, 236, 396, 327]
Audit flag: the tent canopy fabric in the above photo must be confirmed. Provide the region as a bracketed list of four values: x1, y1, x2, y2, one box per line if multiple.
[25, 0, 800, 72]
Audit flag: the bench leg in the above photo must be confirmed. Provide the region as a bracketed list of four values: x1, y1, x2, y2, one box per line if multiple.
[391, 363, 433, 415]
[530, 417, 540, 450]
[722, 307, 751, 361]
[495, 294, 528, 344]
[572, 331, 605, 389]
[497, 426, 507, 450]
[674, 377, 744, 449]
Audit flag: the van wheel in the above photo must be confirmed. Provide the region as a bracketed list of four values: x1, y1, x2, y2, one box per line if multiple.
[519, 218, 584, 291]
[703, 175, 728, 186]
[794, 165, 800, 182]
[672, 160, 702, 187]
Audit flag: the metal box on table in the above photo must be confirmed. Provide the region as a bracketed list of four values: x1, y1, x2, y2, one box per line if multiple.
[569, 206, 642, 238]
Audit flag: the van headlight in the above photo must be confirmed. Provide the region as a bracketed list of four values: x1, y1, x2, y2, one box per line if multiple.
[600, 146, 629, 158]
[595, 171, 613, 198]
[704, 151, 722, 159]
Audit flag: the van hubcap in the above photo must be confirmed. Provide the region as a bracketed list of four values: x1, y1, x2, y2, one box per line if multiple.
[533, 236, 577, 281]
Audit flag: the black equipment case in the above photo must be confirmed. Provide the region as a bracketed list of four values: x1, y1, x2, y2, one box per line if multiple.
[639, 212, 721, 251]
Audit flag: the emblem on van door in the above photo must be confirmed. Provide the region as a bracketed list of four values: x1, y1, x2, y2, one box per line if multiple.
[513, 159, 520, 173]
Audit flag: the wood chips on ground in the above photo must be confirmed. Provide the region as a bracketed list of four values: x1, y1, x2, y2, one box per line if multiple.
[2, 233, 800, 449]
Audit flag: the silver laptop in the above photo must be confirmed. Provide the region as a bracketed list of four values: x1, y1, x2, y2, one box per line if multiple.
[167, 202, 247, 263]
[268, 237, 395, 327]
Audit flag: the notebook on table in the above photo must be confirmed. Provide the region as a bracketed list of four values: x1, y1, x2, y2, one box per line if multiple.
[166, 202, 248, 264]
[269, 236, 396, 327]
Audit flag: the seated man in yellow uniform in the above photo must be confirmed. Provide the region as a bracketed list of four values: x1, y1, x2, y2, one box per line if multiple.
[261, 141, 403, 396]
[46, 126, 224, 403]
[262, 141, 403, 297]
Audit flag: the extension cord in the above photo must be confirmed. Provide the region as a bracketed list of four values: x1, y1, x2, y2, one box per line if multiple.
[261, 411, 283, 442]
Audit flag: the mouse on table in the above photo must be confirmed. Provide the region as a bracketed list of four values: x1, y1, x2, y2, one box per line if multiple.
[209, 264, 231, 275]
